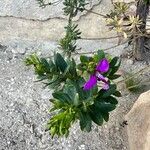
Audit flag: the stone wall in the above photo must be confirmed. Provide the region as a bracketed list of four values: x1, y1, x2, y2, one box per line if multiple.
[0, 0, 149, 55]
[0, 0, 114, 42]
[0, 0, 122, 57]
[1, 0, 149, 55]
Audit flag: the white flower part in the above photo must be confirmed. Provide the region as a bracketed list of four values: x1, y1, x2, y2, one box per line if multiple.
[102, 83, 109, 90]
[95, 71, 105, 80]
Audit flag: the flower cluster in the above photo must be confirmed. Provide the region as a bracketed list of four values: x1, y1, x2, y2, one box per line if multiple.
[84, 58, 110, 90]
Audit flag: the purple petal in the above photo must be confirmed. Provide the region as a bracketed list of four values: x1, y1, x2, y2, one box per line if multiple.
[96, 58, 109, 73]
[83, 75, 97, 90]
[102, 83, 109, 90]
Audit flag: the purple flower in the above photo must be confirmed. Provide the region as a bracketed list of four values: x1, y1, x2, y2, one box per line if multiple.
[83, 58, 110, 90]
[83, 75, 97, 90]
[96, 58, 109, 73]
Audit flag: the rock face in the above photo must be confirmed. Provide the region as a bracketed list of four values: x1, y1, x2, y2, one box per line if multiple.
[125, 90, 150, 150]
[0, 0, 99, 20]
[0, 0, 114, 42]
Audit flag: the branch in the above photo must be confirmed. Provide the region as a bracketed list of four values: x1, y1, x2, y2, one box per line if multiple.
[74, 40, 128, 55]
[81, 35, 120, 40]
[80, 29, 150, 41]
[127, 80, 150, 90]
[83, 8, 107, 18]
[36, 0, 62, 8]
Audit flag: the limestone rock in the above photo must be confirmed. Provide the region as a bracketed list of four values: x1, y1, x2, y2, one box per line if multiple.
[0, 0, 114, 42]
[0, 0, 99, 20]
[113, 0, 134, 3]
[125, 90, 150, 150]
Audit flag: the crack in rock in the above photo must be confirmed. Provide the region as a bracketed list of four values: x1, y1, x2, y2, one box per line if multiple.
[0, 0, 100, 22]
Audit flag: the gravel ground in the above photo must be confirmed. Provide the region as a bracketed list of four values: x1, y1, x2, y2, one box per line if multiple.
[0, 42, 150, 150]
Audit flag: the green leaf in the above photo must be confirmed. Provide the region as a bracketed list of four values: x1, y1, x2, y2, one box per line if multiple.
[49, 59, 55, 67]
[109, 57, 121, 76]
[74, 93, 80, 106]
[64, 82, 80, 106]
[80, 89, 91, 101]
[90, 85, 98, 96]
[25, 54, 40, 66]
[104, 96, 118, 104]
[40, 58, 51, 72]
[101, 112, 109, 122]
[95, 101, 116, 112]
[54, 53, 67, 72]
[64, 84, 76, 99]
[89, 106, 103, 126]
[109, 66, 119, 75]
[45, 75, 62, 89]
[47, 109, 76, 137]
[52, 92, 72, 104]
[80, 55, 90, 63]
[36, 0, 51, 8]
[94, 50, 105, 62]
[77, 77, 86, 88]
[69, 59, 77, 77]
[50, 127, 56, 138]
[73, 79, 91, 101]
[99, 84, 117, 98]
[79, 111, 92, 132]
[109, 57, 119, 67]
[49, 99, 66, 111]
[144, 0, 150, 4]
[113, 91, 122, 97]
[109, 74, 121, 80]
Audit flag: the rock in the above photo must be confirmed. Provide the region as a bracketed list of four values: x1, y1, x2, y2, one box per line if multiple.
[0, 44, 7, 52]
[125, 90, 150, 150]
[113, 0, 133, 3]
[0, 0, 114, 42]
[126, 59, 134, 65]
[0, 0, 99, 20]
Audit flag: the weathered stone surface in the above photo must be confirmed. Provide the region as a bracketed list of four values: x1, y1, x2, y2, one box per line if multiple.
[0, 0, 114, 42]
[0, 0, 99, 20]
[125, 90, 150, 150]
[113, 0, 134, 3]
[0, 38, 126, 58]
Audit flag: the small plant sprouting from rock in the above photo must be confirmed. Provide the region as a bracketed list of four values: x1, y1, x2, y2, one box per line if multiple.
[59, 22, 81, 57]
[25, 0, 122, 137]
[37, 0, 51, 8]
[124, 73, 142, 92]
[124, 70, 150, 93]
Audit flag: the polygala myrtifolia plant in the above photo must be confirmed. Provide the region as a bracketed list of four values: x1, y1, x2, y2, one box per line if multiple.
[25, 0, 121, 137]
[25, 51, 121, 137]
